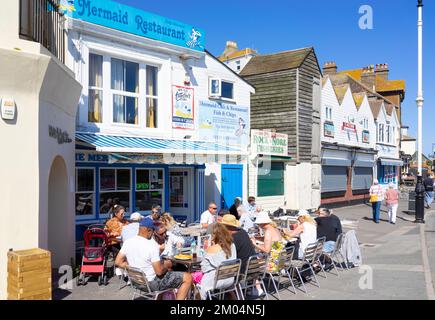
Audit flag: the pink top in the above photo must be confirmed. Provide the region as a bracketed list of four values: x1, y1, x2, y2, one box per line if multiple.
[385, 189, 399, 205]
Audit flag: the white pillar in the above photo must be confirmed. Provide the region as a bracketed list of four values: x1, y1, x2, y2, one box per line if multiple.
[417, 2, 424, 175]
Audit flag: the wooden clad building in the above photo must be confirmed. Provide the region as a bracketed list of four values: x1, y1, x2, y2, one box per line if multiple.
[240, 47, 322, 211]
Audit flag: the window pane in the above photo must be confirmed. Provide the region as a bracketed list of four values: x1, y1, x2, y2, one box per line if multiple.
[146, 98, 158, 128]
[100, 169, 116, 191]
[113, 95, 138, 124]
[146, 66, 158, 96]
[136, 169, 150, 190]
[88, 89, 103, 123]
[257, 162, 284, 196]
[76, 193, 94, 216]
[135, 191, 162, 211]
[150, 169, 163, 189]
[89, 54, 103, 87]
[125, 61, 139, 93]
[117, 169, 130, 190]
[77, 169, 94, 192]
[221, 81, 234, 99]
[111, 58, 124, 90]
[100, 192, 130, 213]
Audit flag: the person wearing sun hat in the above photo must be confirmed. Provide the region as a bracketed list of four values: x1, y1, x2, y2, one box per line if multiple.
[283, 209, 317, 259]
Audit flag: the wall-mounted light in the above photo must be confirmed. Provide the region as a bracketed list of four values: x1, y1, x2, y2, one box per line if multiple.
[184, 73, 191, 85]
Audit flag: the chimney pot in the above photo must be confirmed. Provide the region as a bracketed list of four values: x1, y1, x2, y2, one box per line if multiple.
[323, 61, 337, 75]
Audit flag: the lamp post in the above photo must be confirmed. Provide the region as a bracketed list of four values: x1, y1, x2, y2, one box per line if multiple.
[415, 0, 425, 224]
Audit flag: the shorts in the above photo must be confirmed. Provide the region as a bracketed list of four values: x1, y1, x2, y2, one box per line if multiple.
[148, 271, 184, 292]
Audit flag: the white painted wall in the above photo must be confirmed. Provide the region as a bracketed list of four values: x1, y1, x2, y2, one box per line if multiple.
[222, 54, 255, 74]
[402, 140, 416, 156]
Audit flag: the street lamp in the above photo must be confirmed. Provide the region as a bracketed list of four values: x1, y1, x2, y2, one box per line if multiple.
[415, 0, 425, 223]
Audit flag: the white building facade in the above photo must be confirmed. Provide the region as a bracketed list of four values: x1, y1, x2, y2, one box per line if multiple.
[320, 77, 377, 206]
[66, 0, 254, 236]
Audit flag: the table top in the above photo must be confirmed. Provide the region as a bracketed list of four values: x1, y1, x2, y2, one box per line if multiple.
[163, 255, 202, 265]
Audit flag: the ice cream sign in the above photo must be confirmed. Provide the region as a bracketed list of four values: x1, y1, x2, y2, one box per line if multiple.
[67, 0, 205, 51]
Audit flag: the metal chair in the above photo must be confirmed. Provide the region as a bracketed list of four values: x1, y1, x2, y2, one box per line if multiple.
[238, 254, 269, 300]
[322, 233, 348, 273]
[125, 266, 177, 300]
[289, 242, 321, 294]
[265, 246, 296, 300]
[205, 259, 242, 300]
[313, 237, 328, 279]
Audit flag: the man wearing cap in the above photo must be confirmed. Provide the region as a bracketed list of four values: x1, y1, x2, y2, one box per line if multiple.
[115, 219, 192, 300]
[121, 212, 144, 242]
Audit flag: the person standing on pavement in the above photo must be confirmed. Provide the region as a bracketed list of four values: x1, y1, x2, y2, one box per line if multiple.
[369, 179, 385, 224]
[385, 182, 400, 225]
[423, 174, 435, 209]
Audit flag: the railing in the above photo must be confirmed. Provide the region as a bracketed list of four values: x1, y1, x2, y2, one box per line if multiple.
[19, 0, 65, 63]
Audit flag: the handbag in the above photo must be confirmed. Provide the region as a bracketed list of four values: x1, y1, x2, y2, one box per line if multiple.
[369, 195, 378, 203]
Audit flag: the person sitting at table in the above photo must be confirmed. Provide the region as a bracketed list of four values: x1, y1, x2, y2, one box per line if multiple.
[197, 223, 237, 300]
[229, 197, 242, 221]
[206, 209, 228, 234]
[161, 212, 183, 237]
[283, 210, 317, 260]
[143, 204, 162, 223]
[105, 205, 129, 253]
[154, 224, 185, 257]
[238, 205, 255, 232]
[250, 212, 285, 273]
[115, 219, 192, 300]
[200, 202, 218, 229]
[315, 208, 342, 253]
[121, 212, 144, 242]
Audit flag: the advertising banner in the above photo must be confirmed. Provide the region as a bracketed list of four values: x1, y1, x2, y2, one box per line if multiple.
[172, 86, 194, 130]
[198, 100, 249, 148]
[251, 130, 288, 156]
[324, 122, 335, 138]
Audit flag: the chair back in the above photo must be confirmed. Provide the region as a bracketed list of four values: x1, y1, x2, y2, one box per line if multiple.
[301, 242, 318, 263]
[243, 254, 268, 283]
[333, 233, 345, 255]
[316, 236, 326, 254]
[213, 259, 241, 288]
[281, 246, 295, 271]
[126, 266, 152, 293]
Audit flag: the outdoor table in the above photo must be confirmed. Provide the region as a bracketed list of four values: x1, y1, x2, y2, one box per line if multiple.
[164, 255, 203, 272]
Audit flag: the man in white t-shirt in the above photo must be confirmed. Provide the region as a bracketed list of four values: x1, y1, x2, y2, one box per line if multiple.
[200, 202, 218, 228]
[115, 219, 192, 300]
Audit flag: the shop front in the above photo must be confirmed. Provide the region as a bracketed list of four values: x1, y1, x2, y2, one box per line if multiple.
[375, 144, 403, 188]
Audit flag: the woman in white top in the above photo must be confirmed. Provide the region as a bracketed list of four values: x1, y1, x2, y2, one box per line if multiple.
[369, 179, 385, 224]
[284, 210, 317, 259]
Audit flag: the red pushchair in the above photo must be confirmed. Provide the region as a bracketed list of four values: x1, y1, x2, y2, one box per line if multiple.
[77, 225, 109, 286]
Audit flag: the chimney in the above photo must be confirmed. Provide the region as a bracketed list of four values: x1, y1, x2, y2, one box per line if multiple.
[361, 65, 376, 91]
[323, 61, 337, 75]
[375, 63, 389, 80]
[222, 41, 239, 58]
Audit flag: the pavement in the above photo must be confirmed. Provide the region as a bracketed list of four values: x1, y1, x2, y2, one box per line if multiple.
[53, 196, 435, 300]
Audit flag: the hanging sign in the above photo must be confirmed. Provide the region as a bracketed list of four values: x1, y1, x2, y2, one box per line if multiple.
[172, 86, 194, 130]
[324, 122, 335, 138]
[342, 122, 357, 133]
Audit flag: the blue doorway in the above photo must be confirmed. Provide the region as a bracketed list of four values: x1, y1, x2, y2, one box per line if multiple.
[221, 165, 243, 209]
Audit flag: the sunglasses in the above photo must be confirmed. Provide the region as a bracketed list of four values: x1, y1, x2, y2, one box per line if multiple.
[210, 207, 217, 210]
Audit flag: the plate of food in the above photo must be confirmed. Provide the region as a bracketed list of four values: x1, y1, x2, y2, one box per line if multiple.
[174, 254, 192, 261]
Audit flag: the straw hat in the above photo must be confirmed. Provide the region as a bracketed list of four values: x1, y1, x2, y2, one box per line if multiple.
[220, 214, 240, 228]
[255, 211, 272, 224]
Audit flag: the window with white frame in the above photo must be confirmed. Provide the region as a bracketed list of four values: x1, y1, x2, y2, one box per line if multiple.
[209, 79, 234, 99]
[325, 106, 333, 120]
[88, 54, 103, 123]
[87, 53, 159, 128]
[111, 58, 139, 125]
[99, 168, 131, 215]
[386, 125, 391, 144]
[76, 168, 95, 217]
[135, 169, 164, 211]
[378, 124, 385, 142]
[221, 81, 234, 99]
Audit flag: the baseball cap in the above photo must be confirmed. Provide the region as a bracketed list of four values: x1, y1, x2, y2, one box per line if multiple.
[130, 212, 144, 221]
[139, 218, 156, 230]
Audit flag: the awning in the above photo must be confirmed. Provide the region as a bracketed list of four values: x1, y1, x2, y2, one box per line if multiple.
[379, 158, 404, 166]
[322, 157, 351, 167]
[76, 133, 246, 155]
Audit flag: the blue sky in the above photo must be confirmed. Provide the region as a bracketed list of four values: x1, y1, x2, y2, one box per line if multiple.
[116, 0, 435, 155]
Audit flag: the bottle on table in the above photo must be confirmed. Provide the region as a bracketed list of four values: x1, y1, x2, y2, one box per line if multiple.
[191, 240, 197, 259]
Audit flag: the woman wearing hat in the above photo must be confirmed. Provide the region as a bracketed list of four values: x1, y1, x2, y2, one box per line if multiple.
[250, 212, 285, 273]
[283, 210, 317, 259]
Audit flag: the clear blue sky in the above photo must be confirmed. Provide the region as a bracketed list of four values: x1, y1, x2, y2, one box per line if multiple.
[117, 0, 435, 155]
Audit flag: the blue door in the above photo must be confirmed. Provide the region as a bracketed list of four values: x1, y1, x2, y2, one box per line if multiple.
[221, 165, 243, 210]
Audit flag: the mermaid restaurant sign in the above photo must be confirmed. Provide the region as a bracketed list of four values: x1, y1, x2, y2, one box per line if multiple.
[69, 0, 205, 51]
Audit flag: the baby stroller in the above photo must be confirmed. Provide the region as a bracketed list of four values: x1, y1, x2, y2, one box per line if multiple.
[77, 225, 109, 286]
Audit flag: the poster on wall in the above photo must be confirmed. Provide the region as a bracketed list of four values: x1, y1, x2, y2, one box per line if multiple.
[198, 100, 249, 147]
[362, 130, 370, 144]
[324, 122, 335, 138]
[172, 85, 194, 130]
